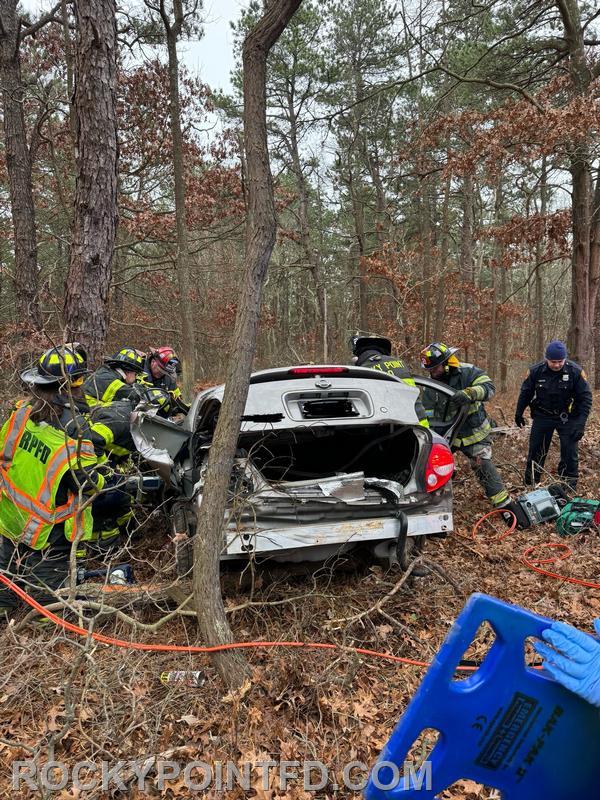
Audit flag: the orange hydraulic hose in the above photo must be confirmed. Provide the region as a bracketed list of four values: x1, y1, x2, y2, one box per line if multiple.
[472, 509, 600, 590]
[522, 543, 600, 590]
[0, 572, 476, 671]
[471, 508, 516, 540]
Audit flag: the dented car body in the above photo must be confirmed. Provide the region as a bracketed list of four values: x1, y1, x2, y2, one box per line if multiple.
[132, 366, 465, 569]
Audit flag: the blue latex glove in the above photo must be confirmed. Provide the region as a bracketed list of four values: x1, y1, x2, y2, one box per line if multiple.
[534, 619, 600, 708]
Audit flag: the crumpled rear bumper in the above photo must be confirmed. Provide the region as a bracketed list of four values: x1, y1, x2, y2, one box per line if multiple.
[223, 509, 453, 560]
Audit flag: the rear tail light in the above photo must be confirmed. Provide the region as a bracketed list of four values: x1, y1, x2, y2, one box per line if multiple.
[288, 367, 349, 376]
[425, 443, 455, 492]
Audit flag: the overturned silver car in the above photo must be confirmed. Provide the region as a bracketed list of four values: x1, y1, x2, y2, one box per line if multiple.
[132, 366, 465, 572]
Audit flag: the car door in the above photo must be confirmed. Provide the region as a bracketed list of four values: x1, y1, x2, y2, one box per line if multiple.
[412, 375, 469, 444]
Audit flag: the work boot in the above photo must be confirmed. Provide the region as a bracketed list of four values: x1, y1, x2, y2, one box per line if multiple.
[498, 500, 530, 529]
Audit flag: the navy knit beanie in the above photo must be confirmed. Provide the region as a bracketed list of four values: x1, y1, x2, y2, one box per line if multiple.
[545, 340, 567, 360]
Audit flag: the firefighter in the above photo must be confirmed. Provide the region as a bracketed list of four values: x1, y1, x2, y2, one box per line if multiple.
[420, 341, 522, 522]
[139, 386, 175, 418]
[350, 335, 429, 428]
[140, 346, 190, 414]
[515, 339, 592, 491]
[84, 347, 146, 408]
[0, 349, 105, 615]
[23, 347, 139, 549]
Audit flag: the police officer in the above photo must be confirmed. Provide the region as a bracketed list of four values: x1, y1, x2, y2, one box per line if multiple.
[350, 335, 429, 427]
[421, 341, 523, 523]
[84, 347, 146, 408]
[139, 346, 190, 414]
[0, 349, 105, 615]
[515, 340, 592, 490]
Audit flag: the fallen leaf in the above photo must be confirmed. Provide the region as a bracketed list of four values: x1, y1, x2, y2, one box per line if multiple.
[177, 714, 203, 727]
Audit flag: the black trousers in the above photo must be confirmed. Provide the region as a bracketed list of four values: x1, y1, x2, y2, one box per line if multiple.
[525, 416, 578, 488]
[0, 531, 71, 612]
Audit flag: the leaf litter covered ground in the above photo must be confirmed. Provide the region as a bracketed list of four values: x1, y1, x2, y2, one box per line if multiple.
[0, 398, 599, 799]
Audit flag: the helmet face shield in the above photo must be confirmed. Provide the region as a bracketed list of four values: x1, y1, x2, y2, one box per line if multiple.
[420, 342, 458, 370]
[164, 358, 180, 375]
[151, 347, 179, 375]
[420, 351, 432, 369]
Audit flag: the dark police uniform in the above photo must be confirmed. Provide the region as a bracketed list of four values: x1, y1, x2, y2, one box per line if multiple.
[516, 360, 592, 489]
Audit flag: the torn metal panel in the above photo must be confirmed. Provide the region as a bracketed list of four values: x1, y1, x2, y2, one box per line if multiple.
[131, 408, 191, 481]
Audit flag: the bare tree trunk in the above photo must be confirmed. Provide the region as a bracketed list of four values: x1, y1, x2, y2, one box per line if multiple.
[0, 0, 42, 333]
[368, 142, 388, 247]
[555, 0, 600, 368]
[420, 173, 434, 343]
[158, 0, 196, 397]
[535, 156, 548, 359]
[192, 0, 303, 689]
[591, 169, 600, 387]
[60, 0, 76, 142]
[348, 168, 368, 331]
[498, 253, 508, 392]
[568, 154, 594, 365]
[434, 171, 451, 341]
[64, 0, 118, 365]
[459, 173, 474, 285]
[285, 92, 326, 357]
[488, 179, 503, 374]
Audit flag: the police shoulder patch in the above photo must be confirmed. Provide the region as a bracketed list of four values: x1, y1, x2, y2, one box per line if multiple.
[581, 369, 588, 380]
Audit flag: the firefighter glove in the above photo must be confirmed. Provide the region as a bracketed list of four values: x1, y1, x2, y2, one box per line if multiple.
[534, 619, 600, 708]
[515, 413, 526, 428]
[452, 388, 474, 407]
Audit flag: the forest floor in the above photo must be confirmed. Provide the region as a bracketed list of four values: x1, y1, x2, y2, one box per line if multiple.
[0, 392, 599, 799]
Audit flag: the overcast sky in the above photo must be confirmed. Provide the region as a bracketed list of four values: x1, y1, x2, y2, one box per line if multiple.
[21, 0, 249, 93]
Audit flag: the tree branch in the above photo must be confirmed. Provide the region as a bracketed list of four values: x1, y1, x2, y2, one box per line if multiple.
[21, 2, 62, 39]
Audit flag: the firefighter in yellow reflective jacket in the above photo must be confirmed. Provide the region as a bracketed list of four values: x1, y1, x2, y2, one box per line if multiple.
[14, 346, 135, 465]
[350, 335, 429, 428]
[421, 342, 523, 523]
[0, 349, 104, 614]
[84, 347, 146, 408]
[139, 346, 190, 414]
